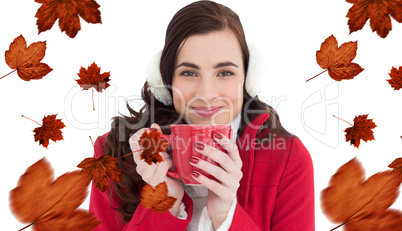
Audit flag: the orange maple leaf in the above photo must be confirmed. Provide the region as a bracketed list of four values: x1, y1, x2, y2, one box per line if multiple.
[321, 158, 402, 230]
[344, 114, 377, 148]
[346, 0, 402, 38]
[307, 35, 364, 82]
[389, 157, 402, 181]
[75, 62, 110, 110]
[140, 182, 177, 213]
[9, 158, 101, 230]
[77, 155, 123, 192]
[1, 35, 52, 81]
[34, 0, 102, 38]
[22, 114, 66, 148]
[138, 130, 168, 165]
[387, 66, 402, 90]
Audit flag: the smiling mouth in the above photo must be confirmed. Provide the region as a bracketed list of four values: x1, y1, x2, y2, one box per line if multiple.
[191, 106, 223, 117]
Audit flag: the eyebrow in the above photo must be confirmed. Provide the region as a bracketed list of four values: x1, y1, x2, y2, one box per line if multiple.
[175, 61, 239, 70]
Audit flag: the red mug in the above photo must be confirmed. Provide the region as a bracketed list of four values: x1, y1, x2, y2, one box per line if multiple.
[160, 124, 232, 185]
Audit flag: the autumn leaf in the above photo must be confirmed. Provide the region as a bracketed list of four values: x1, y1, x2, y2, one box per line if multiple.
[334, 114, 377, 148]
[22, 114, 66, 148]
[321, 158, 402, 230]
[75, 62, 110, 110]
[389, 157, 402, 181]
[138, 130, 168, 165]
[387, 66, 402, 90]
[1, 35, 52, 81]
[35, 0, 102, 38]
[346, 0, 402, 38]
[9, 158, 101, 230]
[307, 35, 364, 82]
[140, 182, 176, 213]
[77, 155, 123, 192]
[344, 209, 402, 230]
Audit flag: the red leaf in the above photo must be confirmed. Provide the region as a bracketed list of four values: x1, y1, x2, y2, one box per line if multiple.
[387, 66, 402, 90]
[77, 155, 123, 192]
[321, 158, 402, 230]
[35, 0, 102, 38]
[389, 157, 402, 182]
[32, 114, 66, 148]
[140, 182, 176, 213]
[2, 35, 52, 81]
[75, 62, 110, 92]
[344, 114, 377, 148]
[9, 158, 100, 230]
[307, 35, 363, 82]
[75, 62, 111, 110]
[346, 0, 402, 38]
[138, 130, 168, 165]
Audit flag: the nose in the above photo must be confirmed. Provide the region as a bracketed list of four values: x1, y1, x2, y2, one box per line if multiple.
[195, 76, 219, 101]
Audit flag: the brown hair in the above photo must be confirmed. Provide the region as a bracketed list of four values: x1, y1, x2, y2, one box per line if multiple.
[104, 0, 295, 223]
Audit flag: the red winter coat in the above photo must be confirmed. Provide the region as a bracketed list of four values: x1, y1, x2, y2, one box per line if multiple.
[89, 113, 315, 230]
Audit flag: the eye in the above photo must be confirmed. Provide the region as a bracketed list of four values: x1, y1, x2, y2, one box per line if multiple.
[218, 71, 234, 77]
[180, 71, 197, 77]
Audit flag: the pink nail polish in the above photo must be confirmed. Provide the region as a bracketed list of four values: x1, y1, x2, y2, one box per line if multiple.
[149, 128, 157, 131]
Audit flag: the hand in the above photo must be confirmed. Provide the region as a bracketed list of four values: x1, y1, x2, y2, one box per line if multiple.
[189, 132, 243, 229]
[129, 123, 184, 215]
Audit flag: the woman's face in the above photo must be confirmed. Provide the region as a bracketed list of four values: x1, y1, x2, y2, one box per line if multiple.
[172, 29, 245, 125]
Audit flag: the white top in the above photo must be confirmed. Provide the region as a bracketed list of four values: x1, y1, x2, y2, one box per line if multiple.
[177, 111, 242, 230]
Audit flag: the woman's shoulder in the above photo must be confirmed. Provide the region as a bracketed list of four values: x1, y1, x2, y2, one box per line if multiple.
[93, 132, 110, 158]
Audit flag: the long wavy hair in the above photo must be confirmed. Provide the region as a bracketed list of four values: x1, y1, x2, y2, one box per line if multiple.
[104, 0, 295, 223]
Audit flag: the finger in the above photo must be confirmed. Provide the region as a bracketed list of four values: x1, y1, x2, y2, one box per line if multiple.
[137, 162, 157, 181]
[194, 142, 237, 174]
[190, 157, 241, 188]
[191, 171, 235, 202]
[212, 132, 242, 168]
[150, 123, 162, 132]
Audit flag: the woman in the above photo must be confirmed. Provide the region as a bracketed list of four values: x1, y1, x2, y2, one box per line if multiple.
[89, 1, 315, 230]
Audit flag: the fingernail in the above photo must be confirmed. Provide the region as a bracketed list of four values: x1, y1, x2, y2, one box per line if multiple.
[194, 142, 205, 151]
[189, 157, 199, 164]
[192, 171, 200, 178]
[214, 132, 222, 139]
[149, 128, 157, 131]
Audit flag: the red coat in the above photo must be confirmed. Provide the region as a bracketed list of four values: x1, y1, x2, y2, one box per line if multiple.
[89, 113, 315, 230]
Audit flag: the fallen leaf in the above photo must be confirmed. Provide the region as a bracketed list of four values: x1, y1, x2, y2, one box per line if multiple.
[140, 182, 176, 213]
[75, 62, 110, 110]
[138, 130, 168, 165]
[387, 66, 402, 90]
[307, 35, 364, 82]
[35, 0, 102, 38]
[32, 114, 66, 148]
[344, 209, 402, 231]
[77, 155, 123, 192]
[346, 0, 402, 38]
[389, 157, 402, 181]
[9, 158, 100, 230]
[2, 35, 52, 81]
[321, 158, 402, 230]
[344, 114, 377, 148]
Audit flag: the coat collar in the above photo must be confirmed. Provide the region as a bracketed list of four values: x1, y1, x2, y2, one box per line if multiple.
[236, 113, 270, 209]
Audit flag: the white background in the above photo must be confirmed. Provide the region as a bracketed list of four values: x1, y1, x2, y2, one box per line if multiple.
[1, 0, 401, 230]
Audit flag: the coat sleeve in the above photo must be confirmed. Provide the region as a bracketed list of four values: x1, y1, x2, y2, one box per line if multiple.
[270, 137, 315, 230]
[89, 135, 194, 231]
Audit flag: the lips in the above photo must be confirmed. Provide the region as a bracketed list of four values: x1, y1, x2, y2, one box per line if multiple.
[191, 106, 223, 117]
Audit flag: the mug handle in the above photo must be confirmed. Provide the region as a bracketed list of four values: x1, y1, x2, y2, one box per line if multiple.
[159, 134, 180, 180]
